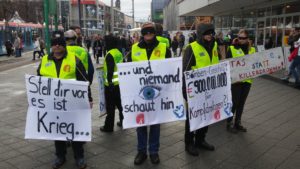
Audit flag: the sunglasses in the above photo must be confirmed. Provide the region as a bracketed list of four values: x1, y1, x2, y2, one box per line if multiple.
[238, 37, 248, 40]
[141, 27, 155, 36]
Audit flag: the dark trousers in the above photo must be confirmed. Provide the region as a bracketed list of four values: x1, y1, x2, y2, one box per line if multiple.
[33, 51, 41, 60]
[227, 82, 251, 125]
[185, 108, 208, 146]
[96, 50, 103, 64]
[55, 141, 84, 159]
[104, 85, 123, 130]
[137, 124, 160, 154]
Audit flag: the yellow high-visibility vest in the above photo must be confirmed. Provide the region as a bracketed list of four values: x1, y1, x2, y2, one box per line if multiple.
[103, 48, 123, 86]
[156, 36, 170, 48]
[67, 46, 88, 71]
[40, 53, 76, 79]
[131, 42, 166, 61]
[190, 41, 219, 70]
[230, 46, 256, 83]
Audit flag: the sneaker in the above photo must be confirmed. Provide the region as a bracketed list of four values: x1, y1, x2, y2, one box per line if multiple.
[185, 144, 199, 156]
[134, 152, 147, 165]
[100, 126, 113, 133]
[76, 158, 87, 169]
[52, 157, 66, 169]
[149, 154, 160, 164]
[196, 140, 215, 151]
[235, 124, 247, 132]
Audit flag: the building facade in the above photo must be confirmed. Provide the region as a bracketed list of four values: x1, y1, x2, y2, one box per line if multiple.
[151, 0, 170, 24]
[178, 0, 300, 47]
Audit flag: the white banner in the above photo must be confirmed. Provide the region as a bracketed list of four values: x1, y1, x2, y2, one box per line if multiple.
[229, 47, 284, 83]
[185, 61, 232, 132]
[96, 67, 106, 116]
[117, 58, 186, 129]
[25, 75, 92, 141]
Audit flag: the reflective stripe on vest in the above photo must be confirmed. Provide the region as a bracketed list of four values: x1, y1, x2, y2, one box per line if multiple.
[156, 36, 170, 48]
[190, 41, 219, 70]
[131, 42, 166, 61]
[103, 48, 123, 86]
[40, 53, 76, 79]
[230, 46, 256, 83]
[67, 46, 89, 71]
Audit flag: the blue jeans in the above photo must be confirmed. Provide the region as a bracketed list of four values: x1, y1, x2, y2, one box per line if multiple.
[137, 124, 160, 154]
[290, 56, 300, 83]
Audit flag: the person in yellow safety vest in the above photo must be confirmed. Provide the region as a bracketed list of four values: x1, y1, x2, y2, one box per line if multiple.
[182, 23, 219, 156]
[64, 29, 95, 84]
[37, 31, 92, 169]
[155, 23, 170, 48]
[100, 35, 124, 132]
[126, 22, 171, 165]
[226, 29, 256, 133]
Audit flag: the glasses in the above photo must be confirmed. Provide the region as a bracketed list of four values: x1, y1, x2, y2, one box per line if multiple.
[141, 27, 155, 36]
[238, 37, 248, 40]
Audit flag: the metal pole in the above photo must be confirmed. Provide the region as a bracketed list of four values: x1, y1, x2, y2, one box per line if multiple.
[54, 14, 58, 31]
[132, 0, 134, 28]
[111, 0, 114, 33]
[78, 0, 82, 28]
[43, 0, 50, 54]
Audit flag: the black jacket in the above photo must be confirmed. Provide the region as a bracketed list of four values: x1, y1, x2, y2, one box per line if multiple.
[37, 52, 93, 102]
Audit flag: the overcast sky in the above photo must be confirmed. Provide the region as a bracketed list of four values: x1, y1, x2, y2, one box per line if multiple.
[102, 0, 151, 21]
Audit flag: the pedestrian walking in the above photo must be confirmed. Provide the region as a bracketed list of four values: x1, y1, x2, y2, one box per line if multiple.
[39, 38, 45, 56]
[183, 23, 218, 156]
[5, 40, 13, 57]
[171, 36, 178, 57]
[226, 29, 256, 133]
[93, 35, 103, 64]
[14, 35, 22, 57]
[37, 31, 92, 169]
[155, 23, 170, 48]
[85, 36, 92, 53]
[126, 22, 171, 165]
[32, 37, 41, 60]
[100, 35, 124, 132]
[178, 32, 185, 56]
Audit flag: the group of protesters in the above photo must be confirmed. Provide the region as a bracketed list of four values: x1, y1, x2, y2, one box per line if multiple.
[35, 20, 300, 169]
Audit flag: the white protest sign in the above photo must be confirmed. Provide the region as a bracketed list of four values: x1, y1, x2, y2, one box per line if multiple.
[96, 67, 106, 116]
[229, 47, 284, 83]
[25, 75, 92, 141]
[185, 61, 232, 132]
[117, 58, 186, 129]
[257, 45, 265, 52]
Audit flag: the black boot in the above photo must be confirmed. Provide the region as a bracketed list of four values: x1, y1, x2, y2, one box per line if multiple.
[185, 144, 199, 156]
[226, 122, 238, 133]
[150, 154, 160, 164]
[52, 157, 66, 169]
[235, 123, 247, 132]
[134, 152, 147, 165]
[197, 140, 215, 151]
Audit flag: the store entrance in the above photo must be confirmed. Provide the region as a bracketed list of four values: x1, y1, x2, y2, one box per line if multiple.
[255, 13, 300, 48]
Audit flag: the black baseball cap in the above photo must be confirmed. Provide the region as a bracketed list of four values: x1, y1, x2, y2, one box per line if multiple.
[51, 31, 66, 47]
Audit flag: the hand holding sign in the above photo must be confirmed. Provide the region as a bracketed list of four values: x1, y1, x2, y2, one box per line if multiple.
[25, 75, 92, 141]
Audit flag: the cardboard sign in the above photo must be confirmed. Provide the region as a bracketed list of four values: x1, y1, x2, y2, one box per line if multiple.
[25, 75, 91, 141]
[96, 67, 106, 116]
[229, 47, 284, 83]
[117, 58, 186, 129]
[185, 61, 232, 131]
